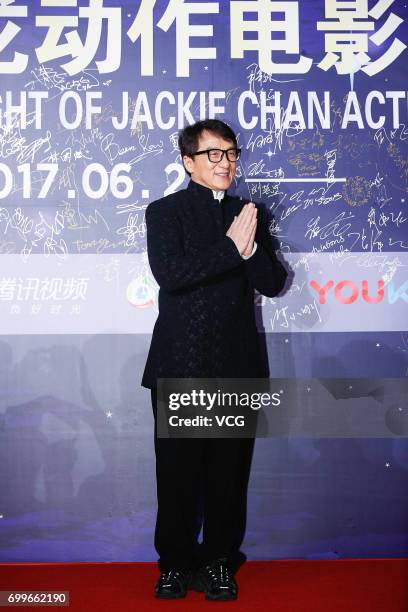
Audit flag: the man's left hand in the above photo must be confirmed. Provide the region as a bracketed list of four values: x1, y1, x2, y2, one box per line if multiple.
[241, 205, 257, 257]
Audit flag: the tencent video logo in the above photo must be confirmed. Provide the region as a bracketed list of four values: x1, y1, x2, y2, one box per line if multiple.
[127, 276, 157, 308]
[310, 279, 408, 304]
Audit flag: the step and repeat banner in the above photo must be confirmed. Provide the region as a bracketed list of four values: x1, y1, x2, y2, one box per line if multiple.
[0, 0, 407, 562]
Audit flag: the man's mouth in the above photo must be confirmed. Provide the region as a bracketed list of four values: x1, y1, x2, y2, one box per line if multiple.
[215, 172, 229, 177]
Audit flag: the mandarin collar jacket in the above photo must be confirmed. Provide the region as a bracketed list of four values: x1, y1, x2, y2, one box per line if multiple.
[141, 179, 288, 389]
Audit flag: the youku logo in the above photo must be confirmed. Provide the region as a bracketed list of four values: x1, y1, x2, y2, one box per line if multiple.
[310, 280, 408, 304]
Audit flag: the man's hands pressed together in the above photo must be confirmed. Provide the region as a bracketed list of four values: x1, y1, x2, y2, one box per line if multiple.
[226, 203, 257, 257]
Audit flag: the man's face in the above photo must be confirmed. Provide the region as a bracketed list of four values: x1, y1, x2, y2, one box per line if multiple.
[182, 130, 237, 191]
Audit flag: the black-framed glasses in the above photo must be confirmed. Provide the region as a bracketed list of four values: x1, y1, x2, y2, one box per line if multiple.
[192, 148, 241, 163]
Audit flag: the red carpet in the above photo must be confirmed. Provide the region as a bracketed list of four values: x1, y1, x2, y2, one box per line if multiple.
[0, 560, 407, 611]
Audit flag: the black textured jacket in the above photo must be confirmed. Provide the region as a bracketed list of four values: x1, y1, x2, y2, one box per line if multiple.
[141, 179, 287, 389]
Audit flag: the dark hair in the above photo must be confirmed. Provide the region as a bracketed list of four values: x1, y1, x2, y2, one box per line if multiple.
[178, 119, 237, 176]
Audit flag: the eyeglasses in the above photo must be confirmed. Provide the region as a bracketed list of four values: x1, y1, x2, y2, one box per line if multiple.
[192, 148, 241, 163]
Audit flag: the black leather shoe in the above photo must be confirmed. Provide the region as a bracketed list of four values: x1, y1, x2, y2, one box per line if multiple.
[154, 569, 192, 599]
[192, 558, 238, 601]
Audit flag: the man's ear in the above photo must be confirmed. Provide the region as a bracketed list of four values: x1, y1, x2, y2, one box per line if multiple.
[182, 155, 194, 175]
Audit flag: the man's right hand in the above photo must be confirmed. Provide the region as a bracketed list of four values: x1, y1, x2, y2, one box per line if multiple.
[226, 203, 257, 255]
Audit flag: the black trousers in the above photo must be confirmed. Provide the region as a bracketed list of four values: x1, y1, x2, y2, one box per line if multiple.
[151, 388, 255, 574]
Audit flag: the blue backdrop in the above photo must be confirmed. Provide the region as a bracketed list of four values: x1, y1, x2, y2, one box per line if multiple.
[0, 0, 407, 561]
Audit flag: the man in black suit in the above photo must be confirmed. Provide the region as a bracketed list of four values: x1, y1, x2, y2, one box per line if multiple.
[142, 119, 287, 600]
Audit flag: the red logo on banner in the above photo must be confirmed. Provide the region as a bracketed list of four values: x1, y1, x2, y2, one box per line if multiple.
[310, 280, 385, 304]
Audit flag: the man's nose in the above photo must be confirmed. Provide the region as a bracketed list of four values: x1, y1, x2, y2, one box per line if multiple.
[219, 154, 230, 168]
